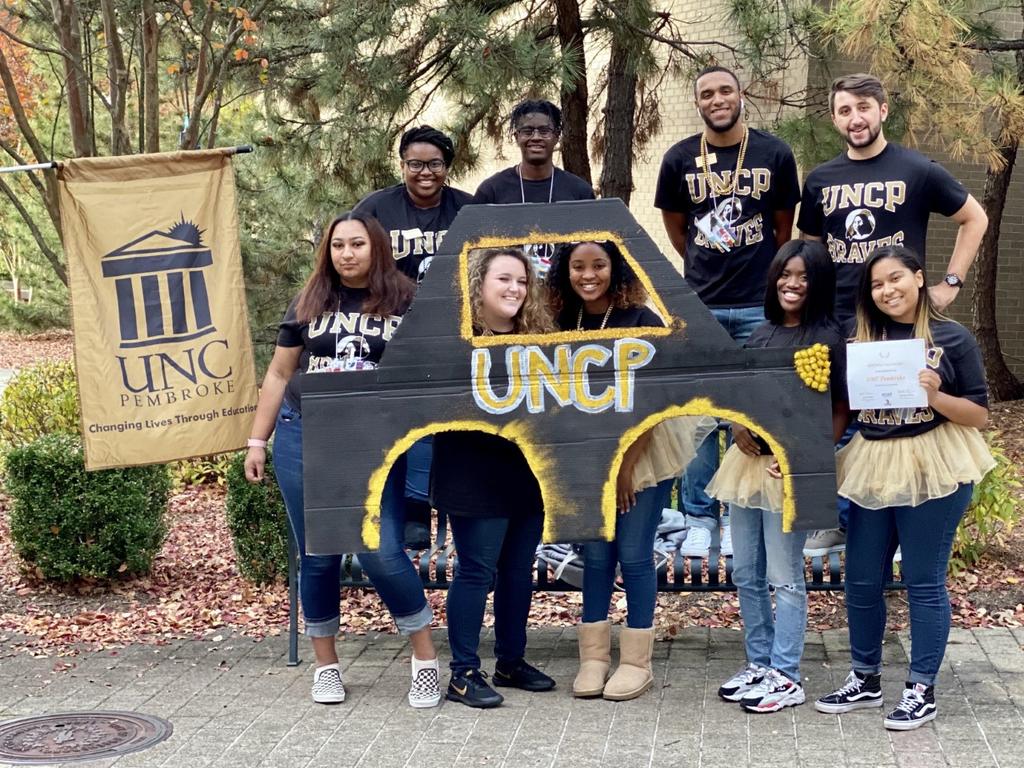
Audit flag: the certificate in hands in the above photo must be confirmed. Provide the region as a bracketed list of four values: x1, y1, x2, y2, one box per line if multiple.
[846, 339, 928, 410]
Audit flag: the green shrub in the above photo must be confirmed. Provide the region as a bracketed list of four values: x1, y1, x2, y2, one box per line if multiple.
[225, 449, 289, 584]
[0, 359, 80, 451]
[4, 434, 170, 581]
[950, 432, 1021, 575]
[171, 453, 231, 490]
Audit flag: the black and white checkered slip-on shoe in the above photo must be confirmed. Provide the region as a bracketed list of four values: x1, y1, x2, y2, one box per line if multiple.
[311, 663, 346, 704]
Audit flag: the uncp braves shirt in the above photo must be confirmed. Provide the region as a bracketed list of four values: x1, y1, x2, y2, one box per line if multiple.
[654, 128, 800, 309]
[855, 320, 987, 440]
[355, 184, 473, 283]
[277, 287, 406, 411]
[798, 143, 969, 324]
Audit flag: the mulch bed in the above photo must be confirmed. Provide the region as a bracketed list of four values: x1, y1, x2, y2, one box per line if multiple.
[0, 334, 1021, 659]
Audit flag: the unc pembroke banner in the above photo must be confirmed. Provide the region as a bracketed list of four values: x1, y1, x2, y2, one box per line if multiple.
[58, 149, 258, 470]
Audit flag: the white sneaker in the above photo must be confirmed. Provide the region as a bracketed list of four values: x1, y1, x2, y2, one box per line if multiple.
[740, 668, 805, 713]
[311, 663, 346, 704]
[718, 663, 766, 702]
[409, 657, 441, 708]
[720, 524, 733, 557]
[679, 526, 712, 557]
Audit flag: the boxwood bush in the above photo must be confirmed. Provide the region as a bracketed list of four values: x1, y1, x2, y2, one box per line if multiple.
[225, 449, 289, 584]
[4, 434, 170, 581]
[0, 359, 79, 452]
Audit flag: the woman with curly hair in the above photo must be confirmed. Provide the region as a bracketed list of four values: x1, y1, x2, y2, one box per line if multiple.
[548, 240, 712, 701]
[432, 248, 556, 709]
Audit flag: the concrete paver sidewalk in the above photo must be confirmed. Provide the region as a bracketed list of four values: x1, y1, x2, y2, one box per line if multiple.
[0, 625, 1022, 768]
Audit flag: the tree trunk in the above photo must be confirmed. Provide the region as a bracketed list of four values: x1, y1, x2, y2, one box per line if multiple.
[100, 0, 131, 155]
[598, 31, 636, 203]
[141, 0, 161, 153]
[554, 0, 592, 186]
[50, 0, 93, 157]
[972, 141, 1024, 401]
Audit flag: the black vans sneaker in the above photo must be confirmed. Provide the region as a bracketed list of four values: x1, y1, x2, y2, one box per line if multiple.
[493, 658, 556, 692]
[884, 683, 936, 730]
[814, 670, 883, 714]
[446, 669, 504, 708]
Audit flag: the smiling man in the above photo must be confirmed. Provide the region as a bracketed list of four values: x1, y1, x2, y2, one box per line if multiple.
[798, 73, 988, 326]
[654, 65, 800, 558]
[473, 99, 594, 278]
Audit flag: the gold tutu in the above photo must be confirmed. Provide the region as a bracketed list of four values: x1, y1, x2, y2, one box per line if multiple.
[705, 444, 783, 513]
[631, 416, 717, 493]
[837, 421, 995, 509]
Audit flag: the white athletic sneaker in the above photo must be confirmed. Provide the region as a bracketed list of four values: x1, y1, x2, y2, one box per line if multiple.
[720, 523, 733, 557]
[680, 526, 712, 557]
[718, 663, 766, 702]
[740, 668, 805, 713]
[311, 663, 346, 704]
[409, 656, 442, 708]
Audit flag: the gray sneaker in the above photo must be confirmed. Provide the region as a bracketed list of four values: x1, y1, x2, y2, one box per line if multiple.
[803, 528, 846, 557]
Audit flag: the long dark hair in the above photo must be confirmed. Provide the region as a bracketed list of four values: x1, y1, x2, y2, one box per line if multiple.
[295, 210, 414, 323]
[546, 240, 647, 323]
[854, 245, 943, 345]
[763, 240, 837, 328]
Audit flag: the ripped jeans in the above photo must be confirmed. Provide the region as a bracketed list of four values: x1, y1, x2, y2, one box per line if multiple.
[729, 504, 808, 682]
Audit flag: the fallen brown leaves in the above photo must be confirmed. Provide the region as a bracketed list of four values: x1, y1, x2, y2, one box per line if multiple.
[0, 331, 73, 369]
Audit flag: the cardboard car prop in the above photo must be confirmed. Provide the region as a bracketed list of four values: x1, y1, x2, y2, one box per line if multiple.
[302, 199, 838, 554]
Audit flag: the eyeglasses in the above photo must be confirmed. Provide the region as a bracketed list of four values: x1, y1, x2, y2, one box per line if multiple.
[514, 126, 557, 139]
[404, 159, 446, 173]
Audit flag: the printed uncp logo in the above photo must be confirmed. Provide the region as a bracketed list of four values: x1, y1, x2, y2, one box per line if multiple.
[101, 215, 216, 349]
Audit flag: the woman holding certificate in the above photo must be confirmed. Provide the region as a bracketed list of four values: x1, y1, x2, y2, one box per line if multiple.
[815, 246, 995, 730]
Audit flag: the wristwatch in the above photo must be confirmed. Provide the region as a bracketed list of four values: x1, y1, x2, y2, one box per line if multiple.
[943, 273, 964, 288]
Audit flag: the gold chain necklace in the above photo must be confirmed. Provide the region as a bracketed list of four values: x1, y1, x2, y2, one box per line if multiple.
[576, 304, 614, 331]
[700, 126, 749, 197]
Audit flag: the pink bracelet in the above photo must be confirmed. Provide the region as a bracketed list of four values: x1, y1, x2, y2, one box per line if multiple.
[247, 438, 268, 448]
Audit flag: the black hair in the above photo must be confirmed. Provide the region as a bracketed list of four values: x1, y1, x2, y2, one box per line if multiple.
[399, 125, 455, 167]
[763, 240, 836, 328]
[509, 99, 562, 135]
[546, 240, 646, 321]
[693, 65, 741, 97]
[854, 245, 941, 344]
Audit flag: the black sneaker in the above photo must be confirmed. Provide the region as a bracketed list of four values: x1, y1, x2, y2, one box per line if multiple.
[493, 658, 556, 692]
[446, 669, 504, 708]
[884, 683, 936, 730]
[404, 521, 431, 551]
[814, 670, 883, 714]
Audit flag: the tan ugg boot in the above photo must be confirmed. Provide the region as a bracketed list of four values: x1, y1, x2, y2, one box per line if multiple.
[573, 620, 611, 698]
[603, 626, 654, 701]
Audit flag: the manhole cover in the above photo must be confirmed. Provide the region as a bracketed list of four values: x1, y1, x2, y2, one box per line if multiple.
[0, 711, 172, 765]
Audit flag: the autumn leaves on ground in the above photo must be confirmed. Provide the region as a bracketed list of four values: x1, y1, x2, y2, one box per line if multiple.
[0, 332, 1022, 659]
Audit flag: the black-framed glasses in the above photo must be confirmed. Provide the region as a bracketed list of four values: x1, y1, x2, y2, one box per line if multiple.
[514, 126, 557, 139]
[404, 158, 446, 173]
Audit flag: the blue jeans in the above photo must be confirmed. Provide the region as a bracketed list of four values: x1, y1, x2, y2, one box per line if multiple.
[844, 483, 973, 686]
[582, 479, 673, 628]
[405, 436, 433, 502]
[446, 512, 544, 673]
[681, 305, 765, 526]
[730, 504, 808, 682]
[273, 402, 432, 637]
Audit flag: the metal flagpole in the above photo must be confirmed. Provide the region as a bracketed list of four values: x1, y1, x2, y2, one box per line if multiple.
[0, 146, 254, 175]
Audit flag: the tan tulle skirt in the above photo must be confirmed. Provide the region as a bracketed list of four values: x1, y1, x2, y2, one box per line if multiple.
[705, 444, 783, 513]
[631, 416, 717, 493]
[837, 421, 995, 509]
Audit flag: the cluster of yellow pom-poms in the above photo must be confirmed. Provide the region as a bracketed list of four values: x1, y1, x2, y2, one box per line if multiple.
[794, 343, 830, 392]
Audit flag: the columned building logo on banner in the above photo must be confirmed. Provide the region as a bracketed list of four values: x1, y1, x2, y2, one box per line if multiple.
[101, 216, 216, 348]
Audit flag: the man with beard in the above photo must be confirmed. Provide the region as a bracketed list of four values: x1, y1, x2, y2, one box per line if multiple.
[798, 73, 987, 557]
[655, 65, 800, 558]
[473, 99, 594, 279]
[799, 73, 987, 326]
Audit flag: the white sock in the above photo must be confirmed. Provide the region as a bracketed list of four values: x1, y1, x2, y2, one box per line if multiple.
[411, 656, 438, 676]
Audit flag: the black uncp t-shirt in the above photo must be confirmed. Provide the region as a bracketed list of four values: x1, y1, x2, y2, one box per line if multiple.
[277, 287, 406, 411]
[854, 320, 987, 440]
[654, 129, 800, 308]
[557, 304, 663, 332]
[472, 165, 595, 279]
[798, 143, 969, 324]
[355, 184, 473, 283]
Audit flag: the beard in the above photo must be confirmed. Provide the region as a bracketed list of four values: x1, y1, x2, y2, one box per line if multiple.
[843, 121, 882, 149]
[700, 104, 741, 134]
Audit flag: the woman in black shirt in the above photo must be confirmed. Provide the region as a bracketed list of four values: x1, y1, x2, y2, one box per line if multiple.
[815, 246, 994, 730]
[244, 211, 442, 708]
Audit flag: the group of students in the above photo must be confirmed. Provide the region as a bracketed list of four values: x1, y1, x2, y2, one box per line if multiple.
[242, 85, 996, 732]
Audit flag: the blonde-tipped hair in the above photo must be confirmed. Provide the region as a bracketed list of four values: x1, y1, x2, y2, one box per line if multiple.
[468, 248, 555, 335]
[854, 246, 947, 345]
